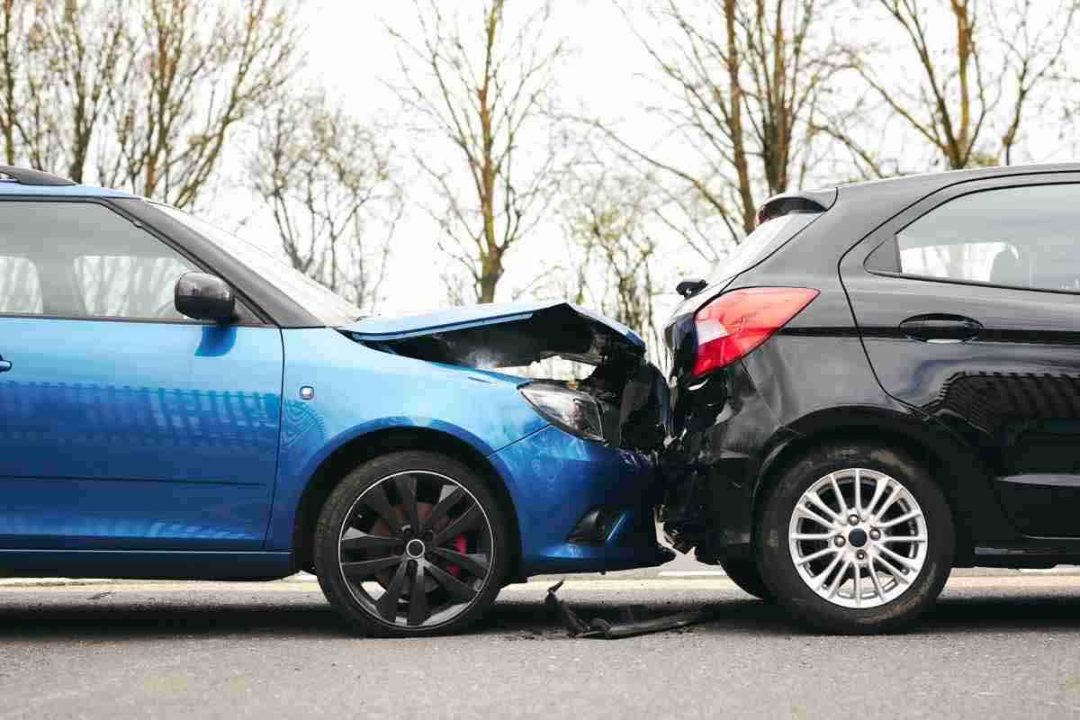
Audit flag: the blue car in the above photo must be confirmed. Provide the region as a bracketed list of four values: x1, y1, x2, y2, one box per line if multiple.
[0, 166, 670, 636]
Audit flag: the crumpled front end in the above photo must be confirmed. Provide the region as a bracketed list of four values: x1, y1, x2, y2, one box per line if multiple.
[343, 300, 673, 576]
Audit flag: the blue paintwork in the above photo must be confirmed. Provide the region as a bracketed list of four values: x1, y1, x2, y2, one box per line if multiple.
[0, 317, 283, 550]
[264, 328, 661, 572]
[489, 425, 662, 574]
[345, 299, 646, 349]
[0, 187, 662, 578]
[265, 327, 548, 550]
[1, 317, 661, 578]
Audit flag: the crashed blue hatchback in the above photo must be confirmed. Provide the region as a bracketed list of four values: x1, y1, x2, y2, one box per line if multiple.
[0, 165, 671, 637]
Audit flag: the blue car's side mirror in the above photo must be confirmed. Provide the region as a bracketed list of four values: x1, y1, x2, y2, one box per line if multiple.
[175, 271, 235, 324]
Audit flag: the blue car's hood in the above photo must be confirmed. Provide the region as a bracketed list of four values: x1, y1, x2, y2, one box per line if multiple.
[342, 301, 645, 368]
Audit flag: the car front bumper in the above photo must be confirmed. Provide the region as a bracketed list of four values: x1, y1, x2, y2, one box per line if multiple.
[490, 425, 671, 576]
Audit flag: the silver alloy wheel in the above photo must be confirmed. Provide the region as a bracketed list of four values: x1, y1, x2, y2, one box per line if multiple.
[336, 470, 495, 629]
[787, 467, 928, 609]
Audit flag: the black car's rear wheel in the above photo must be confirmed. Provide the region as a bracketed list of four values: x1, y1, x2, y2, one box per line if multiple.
[719, 558, 773, 602]
[314, 451, 509, 637]
[757, 443, 953, 634]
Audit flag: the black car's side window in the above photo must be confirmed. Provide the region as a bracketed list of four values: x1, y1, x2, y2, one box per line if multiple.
[0, 201, 198, 321]
[870, 183, 1080, 293]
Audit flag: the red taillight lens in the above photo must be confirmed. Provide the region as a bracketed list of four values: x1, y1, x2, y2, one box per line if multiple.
[691, 287, 819, 377]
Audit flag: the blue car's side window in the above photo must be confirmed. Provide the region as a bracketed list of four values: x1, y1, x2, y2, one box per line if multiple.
[0, 201, 198, 322]
[0, 254, 41, 315]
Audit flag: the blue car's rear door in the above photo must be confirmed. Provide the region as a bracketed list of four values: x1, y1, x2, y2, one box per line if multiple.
[0, 200, 283, 550]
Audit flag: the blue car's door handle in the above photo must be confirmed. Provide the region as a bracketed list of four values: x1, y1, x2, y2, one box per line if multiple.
[0, 356, 11, 372]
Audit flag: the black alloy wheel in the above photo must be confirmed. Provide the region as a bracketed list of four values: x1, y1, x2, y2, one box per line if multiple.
[315, 451, 509, 637]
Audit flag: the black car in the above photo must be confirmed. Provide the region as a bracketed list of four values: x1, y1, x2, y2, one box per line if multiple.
[662, 163, 1080, 633]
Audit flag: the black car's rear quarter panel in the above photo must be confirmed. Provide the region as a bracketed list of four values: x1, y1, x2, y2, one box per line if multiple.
[664, 193, 903, 562]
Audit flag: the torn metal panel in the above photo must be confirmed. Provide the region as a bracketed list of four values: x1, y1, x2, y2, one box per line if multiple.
[345, 301, 670, 452]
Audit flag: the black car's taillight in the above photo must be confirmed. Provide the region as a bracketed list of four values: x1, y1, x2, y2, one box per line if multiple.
[692, 287, 819, 378]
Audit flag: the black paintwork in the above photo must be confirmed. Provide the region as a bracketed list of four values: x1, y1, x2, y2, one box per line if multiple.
[663, 163, 1080, 569]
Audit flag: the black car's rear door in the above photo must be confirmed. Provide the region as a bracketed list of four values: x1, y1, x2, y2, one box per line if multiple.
[840, 175, 1080, 538]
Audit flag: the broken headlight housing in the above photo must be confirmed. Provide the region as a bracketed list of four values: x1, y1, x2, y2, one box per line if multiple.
[519, 383, 605, 443]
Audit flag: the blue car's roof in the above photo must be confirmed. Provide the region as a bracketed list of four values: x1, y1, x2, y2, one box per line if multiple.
[0, 179, 135, 198]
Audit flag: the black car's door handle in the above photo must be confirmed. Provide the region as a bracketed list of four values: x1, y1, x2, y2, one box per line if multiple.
[899, 314, 982, 343]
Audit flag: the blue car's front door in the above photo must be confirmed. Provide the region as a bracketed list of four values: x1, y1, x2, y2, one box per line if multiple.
[0, 200, 283, 550]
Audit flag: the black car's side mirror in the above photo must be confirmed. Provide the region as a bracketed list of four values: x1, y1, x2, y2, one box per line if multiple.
[175, 271, 236, 324]
[676, 278, 707, 298]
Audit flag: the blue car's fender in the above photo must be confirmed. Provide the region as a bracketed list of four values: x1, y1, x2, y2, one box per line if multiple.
[263, 327, 546, 551]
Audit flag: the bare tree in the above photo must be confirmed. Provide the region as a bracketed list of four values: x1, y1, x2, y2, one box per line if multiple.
[992, 0, 1079, 165]
[103, 0, 299, 207]
[0, 0, 299, 207]
[29, 0, 129, 182]
[561, 169, 658, 345]
[0, 0, 29, 165]
[249, 92, 400, 312]
[846, 0, 1078, 170]
[610, 0, 842, 256]
[389, 0, 565, 303]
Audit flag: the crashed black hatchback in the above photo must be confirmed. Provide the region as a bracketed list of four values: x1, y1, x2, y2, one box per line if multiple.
[662, 163, 1080, 633]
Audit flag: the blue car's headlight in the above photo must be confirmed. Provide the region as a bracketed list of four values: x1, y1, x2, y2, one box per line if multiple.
[519, 383, 605, 443]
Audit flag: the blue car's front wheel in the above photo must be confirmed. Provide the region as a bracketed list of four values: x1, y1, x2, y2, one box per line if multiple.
[314, 451, 509, 637]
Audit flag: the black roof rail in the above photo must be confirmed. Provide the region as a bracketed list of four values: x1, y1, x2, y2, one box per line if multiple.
[0, 165, 77, 187]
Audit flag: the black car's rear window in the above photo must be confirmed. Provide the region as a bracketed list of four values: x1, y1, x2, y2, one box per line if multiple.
[708, 211, 820, 286]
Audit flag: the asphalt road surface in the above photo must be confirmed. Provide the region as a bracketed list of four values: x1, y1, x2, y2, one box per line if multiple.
[3, 567, 1080, 719]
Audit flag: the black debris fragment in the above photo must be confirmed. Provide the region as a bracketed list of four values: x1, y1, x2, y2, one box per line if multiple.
[545, 581, 715, 639]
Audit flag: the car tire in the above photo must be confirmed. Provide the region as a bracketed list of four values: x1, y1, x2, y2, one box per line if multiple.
[314, 450, 510, 637]
[757, 443, 953, 634]
[719, 558, 773, 602]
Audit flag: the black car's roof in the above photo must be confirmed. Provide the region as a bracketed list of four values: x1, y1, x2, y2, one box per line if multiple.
[816, 160, 1080, 199]
[724, 162, 1080, 306]
[773, 162, 1080, 235]
[838, 161, 1080, 193]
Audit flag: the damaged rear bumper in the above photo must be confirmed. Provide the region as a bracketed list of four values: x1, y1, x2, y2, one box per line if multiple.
[659, 361, 790, 565]
[490, 424, 672, 576]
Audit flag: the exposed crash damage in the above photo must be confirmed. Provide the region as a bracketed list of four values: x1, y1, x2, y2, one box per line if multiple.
[342, 300, 674, 584]
[344, 301, 670, 454]
[342, 301, 750, 638]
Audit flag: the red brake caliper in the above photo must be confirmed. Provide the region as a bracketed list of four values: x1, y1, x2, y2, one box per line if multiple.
[448, 533, 467, 578]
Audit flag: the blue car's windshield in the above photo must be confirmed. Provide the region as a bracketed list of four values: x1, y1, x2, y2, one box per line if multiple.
[152, 202, 363, 326]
